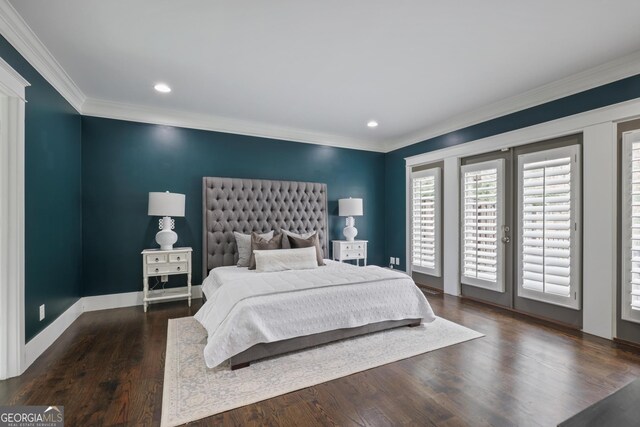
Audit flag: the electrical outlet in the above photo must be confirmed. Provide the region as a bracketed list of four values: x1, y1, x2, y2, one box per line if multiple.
[39, 304, 45, 321]
[389, 257, 394, 265]
[395, 257, 400, 265]
[161, 275, 168, 283]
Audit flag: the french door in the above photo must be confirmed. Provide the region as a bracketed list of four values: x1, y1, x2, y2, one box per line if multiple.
[460, 152, 512, 307]
[460, 135, 583, 326]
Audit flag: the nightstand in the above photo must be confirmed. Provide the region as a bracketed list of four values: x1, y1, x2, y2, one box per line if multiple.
[141, 247, 192, 312]
[332, 240, 368, 266]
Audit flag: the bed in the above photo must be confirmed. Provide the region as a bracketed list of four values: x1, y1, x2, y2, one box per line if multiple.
[195, 177, 435, 369]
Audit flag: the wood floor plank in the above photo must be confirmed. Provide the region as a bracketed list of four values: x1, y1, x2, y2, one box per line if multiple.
[2, 294, 640, 426]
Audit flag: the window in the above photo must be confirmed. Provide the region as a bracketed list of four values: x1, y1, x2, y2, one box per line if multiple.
[460, 160, 505, 291]
[622, 130, 640, 323]
[517, 145, 581, 309]
[411, 168, 441, 276]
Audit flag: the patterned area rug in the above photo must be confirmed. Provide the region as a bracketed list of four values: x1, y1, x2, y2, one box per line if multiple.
[161, 316, 483, 427]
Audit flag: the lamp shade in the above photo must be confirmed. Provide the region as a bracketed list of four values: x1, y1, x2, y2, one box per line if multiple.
[148, 192, 185, 217]
[339, 198, 363, 217]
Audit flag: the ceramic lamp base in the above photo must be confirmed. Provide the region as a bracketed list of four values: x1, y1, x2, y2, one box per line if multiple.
[156, 216, 178, 250]
[343, 216, 358, 241]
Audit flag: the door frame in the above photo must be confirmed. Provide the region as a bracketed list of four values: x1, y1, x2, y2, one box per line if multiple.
[616, 119, 640, 344]
[0, 56, 29, 380]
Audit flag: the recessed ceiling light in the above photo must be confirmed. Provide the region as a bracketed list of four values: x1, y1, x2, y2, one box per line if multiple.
[154, 83, 171, 93]
[367, 120, 378, 128]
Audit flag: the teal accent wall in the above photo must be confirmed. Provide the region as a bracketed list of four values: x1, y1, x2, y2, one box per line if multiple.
[0, 36, 82, 341]
[81, 117, 385, 296]
[385, 74, 640, 271]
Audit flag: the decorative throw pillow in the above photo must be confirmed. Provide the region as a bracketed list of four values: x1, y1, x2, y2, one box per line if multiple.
[254, 247, 318, 272]
[234, 231, 274, 267]
[248, 232, 283, 270]
[281, 230, 315, 249]
[286, 233, 325, 266]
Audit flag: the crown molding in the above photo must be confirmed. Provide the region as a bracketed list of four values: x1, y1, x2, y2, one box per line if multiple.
[81, 97, 386, 152]
[385, 49, 640, 153]
[0, 0, 85, 111]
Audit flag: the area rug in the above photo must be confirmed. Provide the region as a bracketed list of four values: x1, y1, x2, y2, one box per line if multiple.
[161, 316, 483, 427]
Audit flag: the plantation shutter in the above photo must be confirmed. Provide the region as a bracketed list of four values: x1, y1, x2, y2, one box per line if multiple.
[411, 168, 441, 276]
[460, 159, 505, 291]
[622, 130, 640, 323]
[517, 145, 581, 309]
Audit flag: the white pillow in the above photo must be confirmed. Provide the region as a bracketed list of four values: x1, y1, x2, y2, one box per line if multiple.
[234, 231, 274, 267]
[254, 247, 318, 273]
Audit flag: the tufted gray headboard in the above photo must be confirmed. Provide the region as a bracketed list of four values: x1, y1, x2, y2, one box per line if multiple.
[202, 177, 329, 278]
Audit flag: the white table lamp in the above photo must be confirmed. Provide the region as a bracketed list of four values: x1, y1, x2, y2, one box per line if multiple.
[339, 198, 363, 241]
[148, 191, 185, 250]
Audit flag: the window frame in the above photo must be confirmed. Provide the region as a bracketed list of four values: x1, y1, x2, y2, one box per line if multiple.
[460, 159, 506, 292]
[410, 167, 442, 277]
[516, 144, 582, 310]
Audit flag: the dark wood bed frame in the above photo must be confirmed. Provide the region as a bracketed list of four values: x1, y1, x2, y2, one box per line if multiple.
[202, 177, 423, 370]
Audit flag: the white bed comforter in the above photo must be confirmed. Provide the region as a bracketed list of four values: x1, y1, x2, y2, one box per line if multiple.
[194, 260, 436, 368]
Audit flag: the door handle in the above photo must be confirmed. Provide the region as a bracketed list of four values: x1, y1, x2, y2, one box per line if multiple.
[502, 225, 510, 244]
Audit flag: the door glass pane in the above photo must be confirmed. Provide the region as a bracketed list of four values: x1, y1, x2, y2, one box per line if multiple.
[461, 159, 504, 291]
[412, 170, 439, 274]
[630, 141, 640, 312]
[623, 132, 640, 323]
[517, 145, 580, 309]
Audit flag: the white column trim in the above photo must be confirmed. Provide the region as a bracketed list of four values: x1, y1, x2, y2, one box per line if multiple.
[582, 122, 617, 339]
[0, 57, 29, 379]
[442, 157, 461, 296]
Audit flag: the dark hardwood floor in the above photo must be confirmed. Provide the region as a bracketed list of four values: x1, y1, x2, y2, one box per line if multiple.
[2, 294, 640, 426]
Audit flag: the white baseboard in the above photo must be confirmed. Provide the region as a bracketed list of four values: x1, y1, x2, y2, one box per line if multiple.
[23, 285, 202, 372]
[24, 298, 83, 370]
[82, 285, 202, 312]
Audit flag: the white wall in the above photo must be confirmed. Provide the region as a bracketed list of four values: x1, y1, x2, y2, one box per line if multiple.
[405, 97, 640, 340]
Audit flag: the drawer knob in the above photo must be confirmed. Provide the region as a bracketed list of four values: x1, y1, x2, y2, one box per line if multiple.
[177, 266, 181, 271]
[155, 257, 159, 262]
[155, 268, 159, 273]
[177, 256, 181, 261]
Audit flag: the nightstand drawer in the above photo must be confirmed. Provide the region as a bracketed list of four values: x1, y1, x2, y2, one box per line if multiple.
[169, 253, 188, 263]
[343, 250, 365, 259]
[147, 254, 168, 264]
[341, 242, 365, 251]
[147, 262, 188, 275]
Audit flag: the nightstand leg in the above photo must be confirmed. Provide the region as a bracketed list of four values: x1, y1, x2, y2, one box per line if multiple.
[143, 277, 149, 312]
[188, 273, 192, 307]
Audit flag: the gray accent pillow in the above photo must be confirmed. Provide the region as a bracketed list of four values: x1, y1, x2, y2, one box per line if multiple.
[287, 233, 325, 266]
[234, 231, 274, 267]
[249, 232, 283, 270]
[281, 230, 315, 250]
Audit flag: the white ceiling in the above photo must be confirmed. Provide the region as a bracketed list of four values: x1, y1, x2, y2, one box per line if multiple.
[7, 0, 640, 151]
